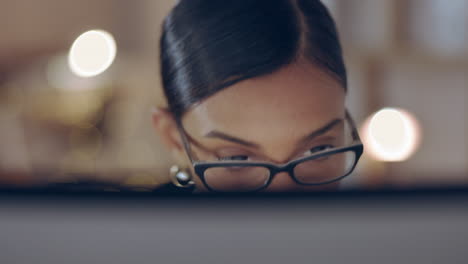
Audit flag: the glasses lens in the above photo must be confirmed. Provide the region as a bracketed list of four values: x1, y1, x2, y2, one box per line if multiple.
[203, 165, 270, 192]
[293, 150, 356, 184]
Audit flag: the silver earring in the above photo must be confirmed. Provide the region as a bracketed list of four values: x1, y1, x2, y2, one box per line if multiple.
[169, 165, 195, 188]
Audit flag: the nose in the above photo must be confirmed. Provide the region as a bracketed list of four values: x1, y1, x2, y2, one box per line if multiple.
[264, 171, 298, 192]
[264, 171, 341, 192]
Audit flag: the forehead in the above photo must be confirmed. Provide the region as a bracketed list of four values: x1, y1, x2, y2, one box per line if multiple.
[183, 62, 345, 143]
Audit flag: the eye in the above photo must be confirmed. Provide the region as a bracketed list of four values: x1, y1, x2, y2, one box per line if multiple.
[305, 144, 334, 155]
[217, 155, 249, 161]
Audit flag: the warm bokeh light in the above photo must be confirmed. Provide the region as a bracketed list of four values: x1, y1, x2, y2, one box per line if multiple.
[47, 54, 105, 91]
[361, 108, 422, 162]
[68, 29, 117, 77]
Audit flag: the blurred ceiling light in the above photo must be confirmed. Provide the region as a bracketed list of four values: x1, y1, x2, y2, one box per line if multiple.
[361, 108, 421, 162]
[68, 29, 117, 77]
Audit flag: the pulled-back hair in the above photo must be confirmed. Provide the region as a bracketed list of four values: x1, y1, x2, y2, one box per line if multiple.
[160, 0, 347, 119]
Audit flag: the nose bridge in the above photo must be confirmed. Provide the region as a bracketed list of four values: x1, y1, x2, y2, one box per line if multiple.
[255, 127, 304, 164]
[272, 162, 292, 174]
[268, 171, 295, 188]
[271, 166, 294, 180]
[262, 144, 297, 166]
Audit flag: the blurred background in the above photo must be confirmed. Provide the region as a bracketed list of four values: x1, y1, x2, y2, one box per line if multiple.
[0, 0, 467, 191]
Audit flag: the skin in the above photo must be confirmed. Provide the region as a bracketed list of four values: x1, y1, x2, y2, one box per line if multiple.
[153, 61, 347, 192]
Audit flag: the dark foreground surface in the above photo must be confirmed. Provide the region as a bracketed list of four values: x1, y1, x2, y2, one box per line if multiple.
[1, 186, 467, 264]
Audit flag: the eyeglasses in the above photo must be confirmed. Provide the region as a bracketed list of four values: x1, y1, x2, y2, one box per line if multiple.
[176, 110, 364, 192]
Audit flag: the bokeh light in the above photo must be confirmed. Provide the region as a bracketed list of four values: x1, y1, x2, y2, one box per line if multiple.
[47, 54, 105, 91]
[361, 108, 422, 162]
[68, 29, 117, 77]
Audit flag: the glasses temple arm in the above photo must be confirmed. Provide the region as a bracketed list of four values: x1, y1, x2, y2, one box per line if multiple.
[345, 110, 362, 142]
[175, 120, 197, 163]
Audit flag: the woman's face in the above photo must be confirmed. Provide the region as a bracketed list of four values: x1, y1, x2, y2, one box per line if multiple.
[179, 62, 347, 192]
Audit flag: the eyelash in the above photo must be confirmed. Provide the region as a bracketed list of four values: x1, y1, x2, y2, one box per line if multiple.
[217, 144, 335, 161]
[217, 155, 249, 161]
[306, 144, 335, 154]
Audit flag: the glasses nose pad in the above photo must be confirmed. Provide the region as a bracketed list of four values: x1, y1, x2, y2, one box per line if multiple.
[268, 170, 296, 188]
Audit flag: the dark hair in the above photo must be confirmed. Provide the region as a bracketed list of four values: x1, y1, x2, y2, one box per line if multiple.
[160, 0, 347, 120]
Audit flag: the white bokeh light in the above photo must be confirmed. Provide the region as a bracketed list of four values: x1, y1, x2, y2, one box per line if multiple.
[361, 108, 422, 162]
[68, 29, 117, 77]
[47, 54, 101, 91]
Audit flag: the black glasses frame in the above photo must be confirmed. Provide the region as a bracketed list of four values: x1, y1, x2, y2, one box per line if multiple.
[176, 110, 364, 192]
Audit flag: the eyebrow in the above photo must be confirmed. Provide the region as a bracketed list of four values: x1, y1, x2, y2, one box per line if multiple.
[299, 118, 343, 145]
[204, 131, 259, 148]
[203, 118, 343, 149]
